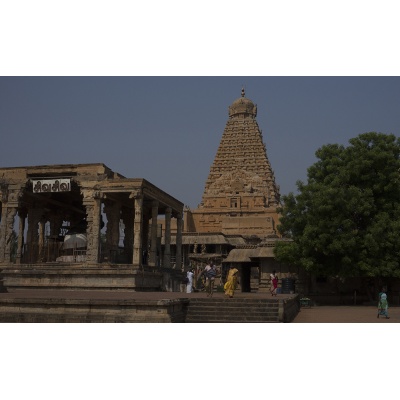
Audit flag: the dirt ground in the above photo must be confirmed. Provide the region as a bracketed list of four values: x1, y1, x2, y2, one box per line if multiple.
[293, 305, 399, 323]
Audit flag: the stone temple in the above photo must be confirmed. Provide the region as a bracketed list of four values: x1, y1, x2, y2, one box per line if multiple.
[187, 87, 280, 235]
[0, 163, 185, 291]
[171, 89, 290, 293]
[0, 89, 292, 295]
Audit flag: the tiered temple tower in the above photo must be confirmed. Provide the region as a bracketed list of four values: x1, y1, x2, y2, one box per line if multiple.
[188, 89, 281, 237]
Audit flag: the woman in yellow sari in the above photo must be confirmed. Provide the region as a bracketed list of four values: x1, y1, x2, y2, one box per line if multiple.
[224, 265, 239, 298]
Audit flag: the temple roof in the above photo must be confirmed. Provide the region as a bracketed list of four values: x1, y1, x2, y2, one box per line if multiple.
[199, 90, 280, 208]
[228, 88, 257, 118]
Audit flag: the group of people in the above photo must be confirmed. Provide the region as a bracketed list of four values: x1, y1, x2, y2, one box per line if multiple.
[184, 264, 281, 298]
[183, 263, 240, 298]
[184, 262, 220, 296]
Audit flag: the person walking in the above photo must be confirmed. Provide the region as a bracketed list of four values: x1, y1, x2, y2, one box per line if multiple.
[186, 269, 194, 293]
[270, 270, 278, 296]
[204, 261, 217, 297]
[224, 265, 239, 298]
[377, 292, 390, 319]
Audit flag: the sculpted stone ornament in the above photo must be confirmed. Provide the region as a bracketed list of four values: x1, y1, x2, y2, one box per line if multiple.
[192, 90, 281, 236]
[130, 190, 142, 199]
[0, 187, 9, 203]
[92, 191, 103, 200]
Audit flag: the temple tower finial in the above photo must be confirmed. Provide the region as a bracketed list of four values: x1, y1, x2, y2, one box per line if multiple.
[241, 87, 245, 97]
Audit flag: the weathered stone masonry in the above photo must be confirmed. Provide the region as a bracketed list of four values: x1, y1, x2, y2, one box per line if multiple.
[0, 163, 183, 269]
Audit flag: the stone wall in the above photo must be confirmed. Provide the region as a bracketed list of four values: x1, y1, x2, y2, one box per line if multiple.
[0, 297, 189, 323]
[0, 264, 185, 292]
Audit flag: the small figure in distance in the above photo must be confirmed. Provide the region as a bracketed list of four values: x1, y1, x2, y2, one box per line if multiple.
[186, 268, 194, 293]
[377, 291, 390, 319]
[224, 265, 239, 298]
[270, 270, 278, 297]
[204, 261, 217, 297]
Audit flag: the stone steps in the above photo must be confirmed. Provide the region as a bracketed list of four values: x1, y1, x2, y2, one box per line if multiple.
[184, 298, 280, 323]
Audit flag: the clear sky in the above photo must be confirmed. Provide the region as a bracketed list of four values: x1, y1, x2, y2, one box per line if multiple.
[1, 76, 400, 208]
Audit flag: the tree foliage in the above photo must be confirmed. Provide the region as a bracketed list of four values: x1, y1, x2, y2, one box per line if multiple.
[276, 132, 400, 279]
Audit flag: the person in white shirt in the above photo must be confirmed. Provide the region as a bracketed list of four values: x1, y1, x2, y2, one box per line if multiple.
[186, 269, 194, 293]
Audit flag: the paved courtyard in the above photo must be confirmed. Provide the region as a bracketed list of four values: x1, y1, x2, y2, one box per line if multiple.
[293, 305, 399, 323]
[1, 289, 398, 322]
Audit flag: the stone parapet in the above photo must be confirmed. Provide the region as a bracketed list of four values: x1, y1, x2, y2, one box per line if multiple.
[0, 297, 189, 323]
[0, 291, 300, 323]
[0, 264, 167, 292]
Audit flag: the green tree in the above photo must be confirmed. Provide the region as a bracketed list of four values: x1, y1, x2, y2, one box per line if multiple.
[275, 132, 400, 296]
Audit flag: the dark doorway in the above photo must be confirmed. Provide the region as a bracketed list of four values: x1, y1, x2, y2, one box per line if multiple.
[241, 264, 252, 292]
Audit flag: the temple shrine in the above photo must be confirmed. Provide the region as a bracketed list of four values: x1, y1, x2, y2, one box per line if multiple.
[170, 89, 293, 293]
[0, 163, 184, 291]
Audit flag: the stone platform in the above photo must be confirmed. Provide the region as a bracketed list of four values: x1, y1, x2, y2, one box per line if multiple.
[0, 289, 300, 323]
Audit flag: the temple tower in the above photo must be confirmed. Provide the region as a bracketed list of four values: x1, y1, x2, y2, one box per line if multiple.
[190, 89, 281, 236]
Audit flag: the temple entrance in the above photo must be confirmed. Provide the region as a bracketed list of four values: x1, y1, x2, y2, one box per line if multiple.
[240, 262, 259, 292]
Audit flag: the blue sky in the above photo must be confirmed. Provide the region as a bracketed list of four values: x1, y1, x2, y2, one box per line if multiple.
[1, 76, 400, 208]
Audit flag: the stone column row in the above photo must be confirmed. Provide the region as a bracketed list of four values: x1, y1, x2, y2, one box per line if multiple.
[131, 198, 181, 269]
[0, 186, 183, 268]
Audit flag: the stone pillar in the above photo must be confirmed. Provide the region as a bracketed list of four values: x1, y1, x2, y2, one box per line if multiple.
[142, 210, 150, 265]
[4, 207, 17, 263]
[0, 205, 17, 263]
[132, 193, 143, 266]
[175, 212, 182, 270]
[149, 201, 159, 267]
[16, 209, 27, 264]
[163, 207, 171, 268]
[121, 206, 133, 263]
[26, 206, 41, 263]
[103, 199, 121, 263]
[49, 212, 63, 239]
[83, 191, 102, 264]
[48, 212, 64, 262]
[38, 217, 46, 263]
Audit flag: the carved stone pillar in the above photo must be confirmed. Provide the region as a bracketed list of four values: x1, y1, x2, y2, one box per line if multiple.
[49, 212, 64, 239]
[48, 212, 64, 262]
[83, 190, 102, 264]
[16, 209, 27, 264]
[163, 207, 171, 268]
[103, 199, 121, 262]
[149, 201, 159, 267]
[175, 212, 182, 270]
[142, 209, 150, 265]
[38, 217, 46, 263]
[132, 193, 143, 266]
[26, 206, 41, 263]
[0, 206, 17, 263]
[121, 206, 133, 263]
